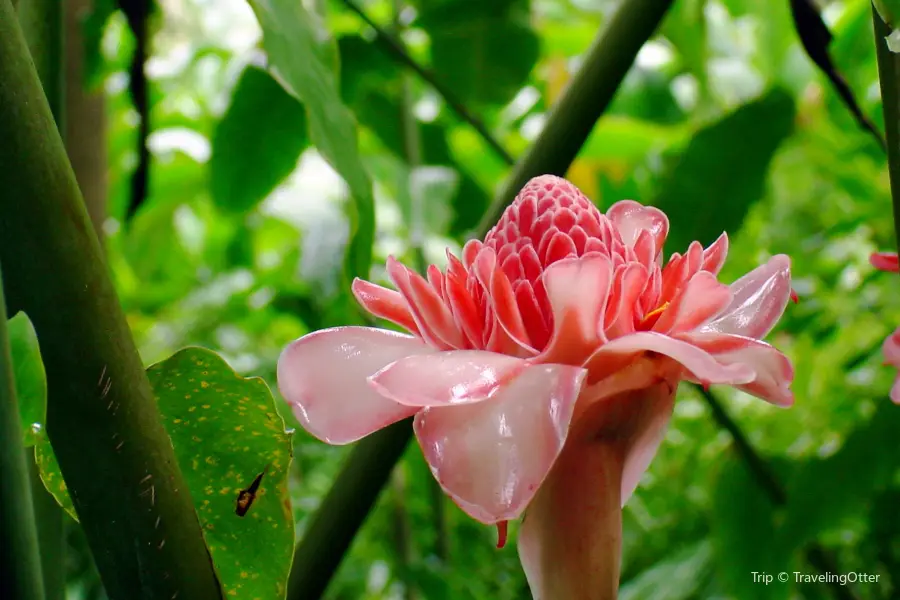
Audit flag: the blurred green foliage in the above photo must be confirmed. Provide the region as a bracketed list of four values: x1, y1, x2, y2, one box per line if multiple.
[35, 0, 900, 598]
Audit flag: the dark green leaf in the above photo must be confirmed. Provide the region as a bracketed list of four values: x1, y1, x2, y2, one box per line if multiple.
[417, 0, 539, 106]
[8, 312, 45, 447]
[210, 65, 309, 213]
[619, 540, 713, 600]
[33, 347, 295, 598]
[710, 456, 792, 600]
[148, 347, 294, 599]
[34, 433, 76, 520]
[246, 0, 375, 281]
[651, 88, 796, 253]
[776, 399, 900, 554]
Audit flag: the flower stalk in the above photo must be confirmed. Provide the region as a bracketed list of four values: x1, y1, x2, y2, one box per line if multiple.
[286, 4, 677, 596]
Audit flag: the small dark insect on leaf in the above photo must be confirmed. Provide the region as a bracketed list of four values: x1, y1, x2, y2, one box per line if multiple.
[235, 465, 268, 517]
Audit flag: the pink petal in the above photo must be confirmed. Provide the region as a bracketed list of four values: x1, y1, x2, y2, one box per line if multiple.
[701, 232, 729, 275]
[603, 263, 649, 338]
[652, 271, 732, 334]
[871, 251, 900, 273]
[387, 256, 466, 350]
[701, 254, 791, 339]
[606, 200, 669, 252]
[679, 331, 793, 407]
[583, 331, 755, 387]
[884, 327, 900, 367]
[277, 327, 433, 444]
[473, 248, 536, 355]
[351, 278, 420, 336]
[883, 328, 900, 404]
[414, 364, 586, 523]
[369, 350, 526, 406]
[537, 255, 613, 365]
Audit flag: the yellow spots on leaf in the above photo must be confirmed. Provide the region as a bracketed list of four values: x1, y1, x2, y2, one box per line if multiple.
[188, 406, 197, 413]
[173, 418, 182, 424]
[234, 425, 244, 432]
[201, 381, 210, 389]
[202, 404, 211, 410]
[205, 456, 217, 466]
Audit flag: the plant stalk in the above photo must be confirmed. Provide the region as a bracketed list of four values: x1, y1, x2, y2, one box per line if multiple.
[475, 0, 675, 234]
[0, 3, 221, 598]
[874, 5, 900, 252]
[0, 262, 46, 600]
[286, 2, 674, 597]
[16, 0, 64, 128]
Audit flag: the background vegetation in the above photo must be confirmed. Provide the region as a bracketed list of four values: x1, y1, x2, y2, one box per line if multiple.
[4, 0, 900, 598]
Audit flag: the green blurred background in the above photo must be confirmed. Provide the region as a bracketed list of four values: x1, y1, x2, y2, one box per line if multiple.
[57, 0, 900, 597]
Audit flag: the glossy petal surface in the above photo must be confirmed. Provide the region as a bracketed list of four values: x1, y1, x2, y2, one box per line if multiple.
[277, 327, 431, 444]
[701, 254, 791, 338]
[414, 364, 586, 523]
[369, 350, 526, 406]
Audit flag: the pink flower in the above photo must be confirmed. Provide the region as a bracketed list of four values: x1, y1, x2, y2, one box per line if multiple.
[278, 175, 794, 598]
[870, 251, 900, 403]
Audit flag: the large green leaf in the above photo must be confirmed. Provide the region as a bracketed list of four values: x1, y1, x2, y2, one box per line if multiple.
[416, 0, 539, 107]
[709, 456, 793, 600]
[651, 88, 796, 253]
[148, 347, 294, 599]
[775, 399, 900, 555]
[210, 65, 309, 213]
[246, 0, 375, 281]
[33, 347, 295, 599]
[8, 312, 45, 446]
[619, 540, 713, 600]
[337, 34, 490, 235]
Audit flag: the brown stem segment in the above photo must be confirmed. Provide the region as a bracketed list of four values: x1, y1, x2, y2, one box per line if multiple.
[519, 442, 623, 600]
[519, 382, 674, 600]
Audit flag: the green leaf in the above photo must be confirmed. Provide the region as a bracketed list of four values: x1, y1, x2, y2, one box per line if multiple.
[336, 34, 490, 236]
[147, 347, 294, 599]
[775, 399, 900, 555]
[8, 312, 45, 446]
[651, 88, 796, 253]
[709, 456, 792, 600]
[33, 347, 295, 598]
[33, 432, 76, 521]
[246, 0, 375, 281]
[417, 0, 540, 107]
[619, 540, 713, 600]
[210, 65, 309, 214]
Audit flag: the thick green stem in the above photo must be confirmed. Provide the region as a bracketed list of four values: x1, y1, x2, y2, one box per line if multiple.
[28, 456, 65, 600]
[475, 0, 675, 234]
[20, 1, 70, 596]
[874, 5, 900, 251]
[0, 264, 46, 600]
[287, 420, 412, 598]
[287, 2, 674, 597]
[0, 3, 222, 598]
[16, 0, 64, 128]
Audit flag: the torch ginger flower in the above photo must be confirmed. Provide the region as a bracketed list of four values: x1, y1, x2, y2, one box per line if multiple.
[870, 251, 900, 403]
[277, 175, 794, 599]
